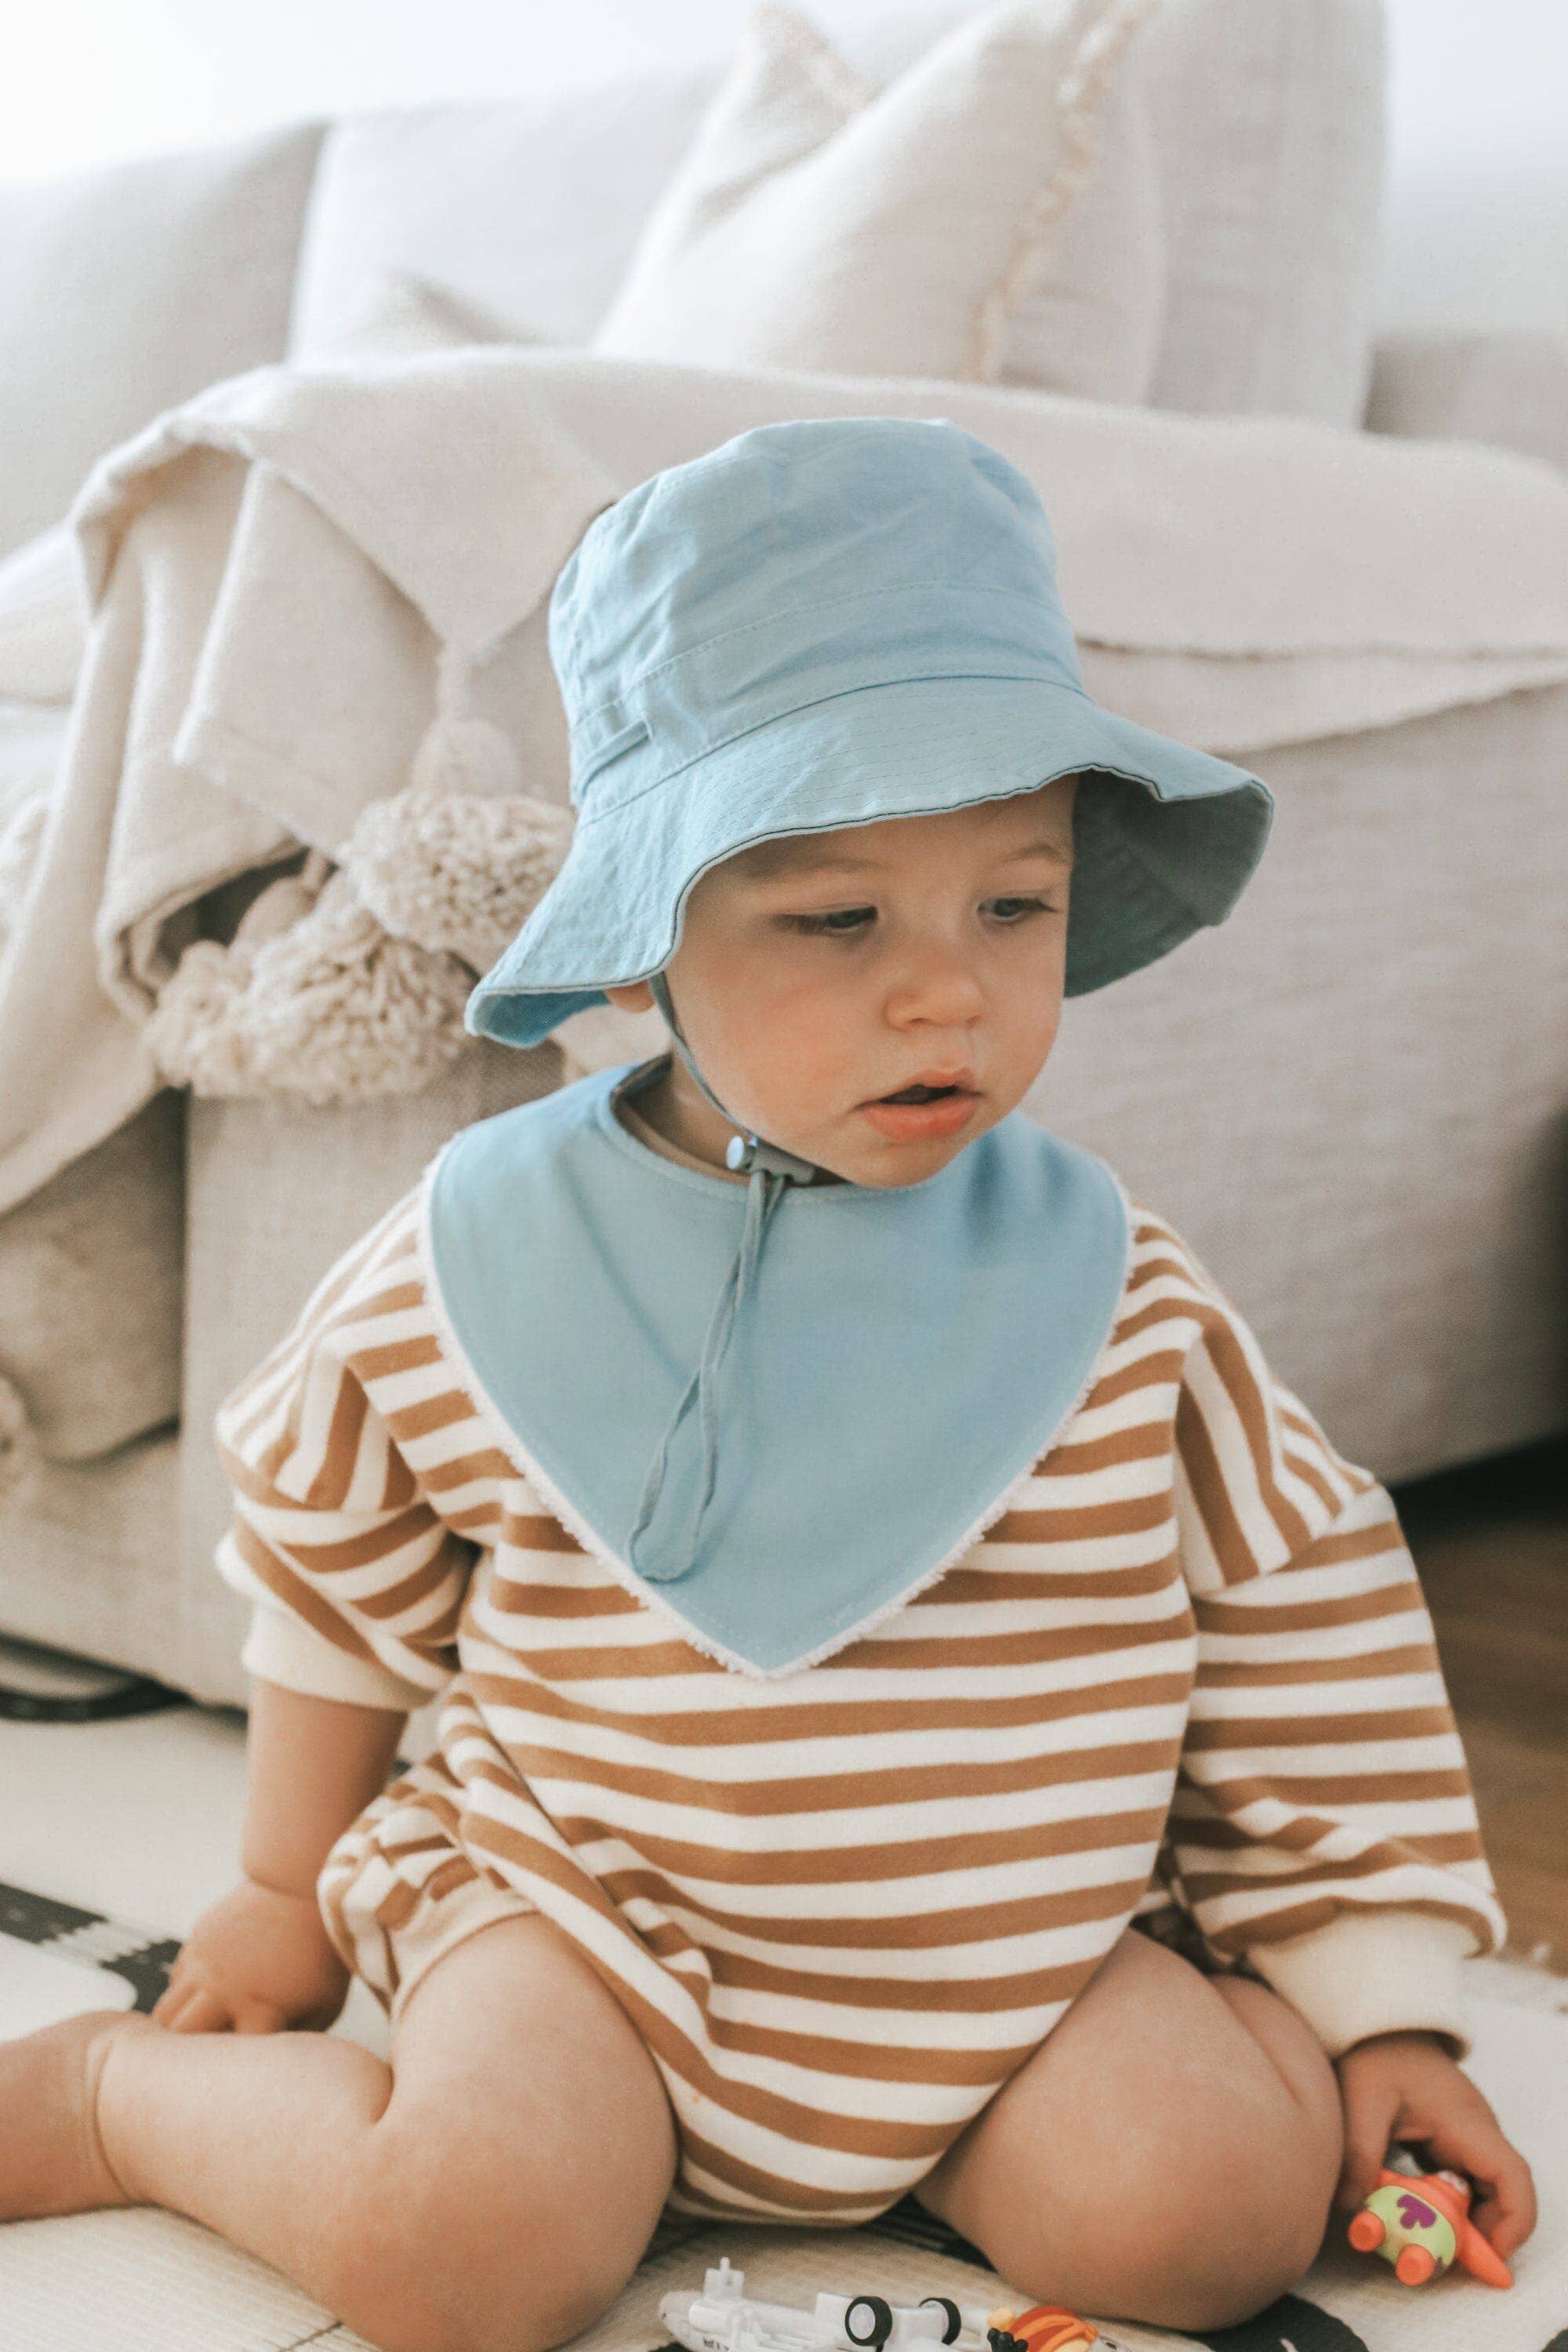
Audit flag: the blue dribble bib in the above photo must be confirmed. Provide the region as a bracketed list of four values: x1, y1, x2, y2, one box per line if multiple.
[423, 1060, 1132, 1677]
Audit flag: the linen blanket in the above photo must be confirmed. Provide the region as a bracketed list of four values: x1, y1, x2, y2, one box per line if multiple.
[5, 344, 1568, 1218]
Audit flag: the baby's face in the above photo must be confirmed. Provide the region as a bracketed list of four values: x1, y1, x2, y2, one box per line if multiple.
[604, 774, 1077, 1189]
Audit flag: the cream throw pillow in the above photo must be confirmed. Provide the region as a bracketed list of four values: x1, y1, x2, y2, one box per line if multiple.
[309, 269, 540, 361]
[590, 0, 1163, 396]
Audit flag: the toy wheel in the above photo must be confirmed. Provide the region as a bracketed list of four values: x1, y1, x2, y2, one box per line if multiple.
[846, 2296, 895, 2350]
[920, 2297, 964, 2343]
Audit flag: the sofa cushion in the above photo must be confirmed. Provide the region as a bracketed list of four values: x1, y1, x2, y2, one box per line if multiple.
[1366, 328, 1568, 479]
[590, 0, 1164, 397]
[307, 270, 535, 364]
[0, 1429, 187, 1692]
[1034, 678, 1568, 1483]
[289, 0, 1382, 423]
[288, 71, 716, 357]
[292, 0, 1162, 400]
[0, 1088, 184, 1464]
[1136, 0, 1388, 423]
[0, 122, 325, 563]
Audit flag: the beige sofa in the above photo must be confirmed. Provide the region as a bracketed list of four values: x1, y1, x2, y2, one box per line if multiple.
[2, 0, 1566, 1708]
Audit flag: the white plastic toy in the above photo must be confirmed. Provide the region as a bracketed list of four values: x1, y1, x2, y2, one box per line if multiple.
[659, 2261, 1115, 2352]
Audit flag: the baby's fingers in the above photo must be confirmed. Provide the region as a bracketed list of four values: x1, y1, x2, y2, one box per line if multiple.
[1430, 2119, 1538, 2260]
[151, 1980, 204, 2030]
[158, 1982, 236, 2034]
[232, 1998, 288, 2034]
[1335, 2075, 1399, 2212]
[149, 1980, 187, 2027]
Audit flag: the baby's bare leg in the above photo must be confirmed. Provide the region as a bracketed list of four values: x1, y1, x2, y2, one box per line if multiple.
[914, 1925, 1344, 2333]
[48, 1913, 674, 2352]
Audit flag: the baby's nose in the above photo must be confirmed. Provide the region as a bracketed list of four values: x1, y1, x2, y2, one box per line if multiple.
[884, 945, 988, 1024]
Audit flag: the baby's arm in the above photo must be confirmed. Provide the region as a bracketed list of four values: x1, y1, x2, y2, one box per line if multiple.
[1152, 1232, 1534, 2255]
[162, 1191, 476, 2034]
[155, 1679, 411, 2034]
[213, 1185, 479, 1713]
[243, 1679, 409, 1904]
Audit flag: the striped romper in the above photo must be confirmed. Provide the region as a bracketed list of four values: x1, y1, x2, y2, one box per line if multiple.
[215, 1073, 1505, 2227]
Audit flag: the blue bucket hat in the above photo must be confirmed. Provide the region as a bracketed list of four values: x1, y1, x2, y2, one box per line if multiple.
[465, 413, 1273, 1053]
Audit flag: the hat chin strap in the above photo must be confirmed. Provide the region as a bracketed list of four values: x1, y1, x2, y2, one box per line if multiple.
[644, 968, 822, 1185]
[626, 969, 822, 1586]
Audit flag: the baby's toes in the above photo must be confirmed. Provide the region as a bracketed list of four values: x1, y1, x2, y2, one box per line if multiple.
[0, 2009, 147, 2220]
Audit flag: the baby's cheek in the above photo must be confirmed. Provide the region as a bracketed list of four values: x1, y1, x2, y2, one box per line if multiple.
[750, 996, 857, 1103]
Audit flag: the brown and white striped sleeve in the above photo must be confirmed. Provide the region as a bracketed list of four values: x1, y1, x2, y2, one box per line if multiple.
[1158, 1225, 1506, 2060]
[213, 1188, 477, 1715]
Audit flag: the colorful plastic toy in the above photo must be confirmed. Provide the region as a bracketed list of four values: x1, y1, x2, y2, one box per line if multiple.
[985, 2305, 1101, 2350]
[659, 2263, 1112, 2352]
[1347, 2165, 1513, 2288]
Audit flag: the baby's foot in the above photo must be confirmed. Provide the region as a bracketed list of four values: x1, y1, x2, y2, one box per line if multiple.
[0, 2008, 149, 2219]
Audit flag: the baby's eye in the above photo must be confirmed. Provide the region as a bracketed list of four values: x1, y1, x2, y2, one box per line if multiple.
[789, 906, 875, 936]
[987, 896, 1056, 922]
[786, 898, 1058, 938]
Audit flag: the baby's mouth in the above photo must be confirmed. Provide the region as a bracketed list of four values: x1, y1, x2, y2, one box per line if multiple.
[858, 1077, 982, 1138]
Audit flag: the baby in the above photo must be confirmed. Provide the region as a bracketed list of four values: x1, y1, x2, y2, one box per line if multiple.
[1, 419, 1536, 2352]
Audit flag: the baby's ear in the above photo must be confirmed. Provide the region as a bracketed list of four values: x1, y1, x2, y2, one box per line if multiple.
[602, 980, 655, 1013]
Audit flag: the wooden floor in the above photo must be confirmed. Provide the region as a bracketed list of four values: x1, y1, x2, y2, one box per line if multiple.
[1392, 1434, 1568, 1970]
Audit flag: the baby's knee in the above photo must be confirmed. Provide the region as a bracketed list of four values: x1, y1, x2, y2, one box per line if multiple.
[1128, 2155, 1337, 2330]
[1114, 2053, 1344, 2329]
[993, 2027, 1342, 2332]
[326, 2129, 628, 2352]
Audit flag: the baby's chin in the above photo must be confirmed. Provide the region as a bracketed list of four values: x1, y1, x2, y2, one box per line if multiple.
[790, 1104, 998, 1189]
[831, 1142, 979, 1189]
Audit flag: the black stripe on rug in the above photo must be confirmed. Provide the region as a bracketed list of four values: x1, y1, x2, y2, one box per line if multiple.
[0, 1875, 179, 2015]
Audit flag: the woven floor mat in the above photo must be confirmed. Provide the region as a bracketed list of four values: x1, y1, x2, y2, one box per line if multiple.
[2, 1885, 1564, 2351]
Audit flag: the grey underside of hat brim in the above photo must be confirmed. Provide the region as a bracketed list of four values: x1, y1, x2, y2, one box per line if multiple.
[466, 679, 1273, 1051]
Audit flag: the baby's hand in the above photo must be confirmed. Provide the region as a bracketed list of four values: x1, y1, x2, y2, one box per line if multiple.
[151, 1878, 351, 2034]
[1334, 2028, 1537, 2263]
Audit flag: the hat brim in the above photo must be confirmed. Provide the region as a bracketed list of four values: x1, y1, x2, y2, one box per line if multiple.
[465, 674, 1273, 1049]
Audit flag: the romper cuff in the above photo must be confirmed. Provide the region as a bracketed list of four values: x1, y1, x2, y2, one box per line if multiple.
[241, 1595, 430, 1714]
[1245, 1911, 1477, 2061]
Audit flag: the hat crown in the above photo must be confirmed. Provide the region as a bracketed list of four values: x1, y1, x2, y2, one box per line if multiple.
[547, 417, 1086, 811]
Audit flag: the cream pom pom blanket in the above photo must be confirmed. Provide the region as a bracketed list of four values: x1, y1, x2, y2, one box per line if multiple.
[5, 343, 1568, 1218]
